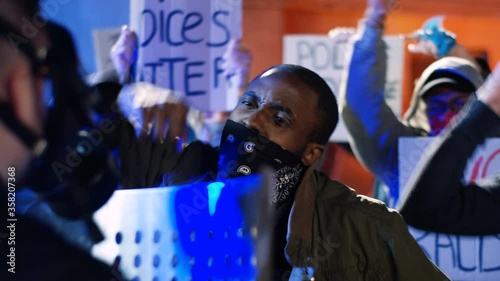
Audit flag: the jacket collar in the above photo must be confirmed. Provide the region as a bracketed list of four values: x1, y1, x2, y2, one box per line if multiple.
[285, 161, 317, 267]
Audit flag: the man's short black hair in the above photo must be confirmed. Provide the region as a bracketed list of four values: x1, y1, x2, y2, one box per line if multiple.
[0, 0, 39, 20]
[262, 64, 339, 145]
[20, 0, 39, 19]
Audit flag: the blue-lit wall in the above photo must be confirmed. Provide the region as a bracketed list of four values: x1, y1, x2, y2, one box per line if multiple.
[41, 0, 130, 74]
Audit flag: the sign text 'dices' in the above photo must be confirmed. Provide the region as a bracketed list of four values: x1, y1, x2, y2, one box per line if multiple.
[131, 0, 242, 111]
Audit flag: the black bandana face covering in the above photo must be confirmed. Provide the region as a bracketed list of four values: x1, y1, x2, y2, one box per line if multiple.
[218, 120, 304, 207]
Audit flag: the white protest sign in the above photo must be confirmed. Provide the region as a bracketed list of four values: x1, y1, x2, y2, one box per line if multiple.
[92, 176, 264, 280]
[92, 27, 122, 73]
[130, 0, 242, 111]
[410, 228, 500, 281]
[283, 35, 404, 142]
[399, 137, 500, 280]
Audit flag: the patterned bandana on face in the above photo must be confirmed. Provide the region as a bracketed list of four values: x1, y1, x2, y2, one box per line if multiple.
[218, 120, 304, 207]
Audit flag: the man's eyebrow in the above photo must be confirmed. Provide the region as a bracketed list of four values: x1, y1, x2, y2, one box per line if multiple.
[270, 102, 295, 120]
[242, 91, 260, 102]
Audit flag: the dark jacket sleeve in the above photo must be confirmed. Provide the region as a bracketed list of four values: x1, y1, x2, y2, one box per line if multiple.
[388, 211, 450, 281]
[162, 140, 219, 186]
[115, 118, 218, 188]
[98, 85, 218, 189]
[398, 101, 500, 235]
[116, 118, 185, 189]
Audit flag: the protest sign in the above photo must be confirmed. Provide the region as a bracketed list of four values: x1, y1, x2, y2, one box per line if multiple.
[410, 227, 500, 281]
[92, 176, 264, 280]
[130, 0, 242, 111]
[283, 35, 404, 142]
[399, 137, 500, 280]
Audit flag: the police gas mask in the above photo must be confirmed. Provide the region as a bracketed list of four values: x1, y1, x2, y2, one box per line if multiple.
[0, 18, 118, 225]
[218, 120, 305, 207]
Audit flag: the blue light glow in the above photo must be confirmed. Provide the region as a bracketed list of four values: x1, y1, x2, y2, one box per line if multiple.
[207, 181, 225, 216]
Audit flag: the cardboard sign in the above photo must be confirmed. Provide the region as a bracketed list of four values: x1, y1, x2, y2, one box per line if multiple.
[283, 35, 404, 142]
[410, 227, 500, 281]
[130, 0, 242, 111]
[92, 27, 122, 73]
[399, 137, 500, 280]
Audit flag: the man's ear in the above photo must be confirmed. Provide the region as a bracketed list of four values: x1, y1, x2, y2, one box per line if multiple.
[301, 142, 324, 166]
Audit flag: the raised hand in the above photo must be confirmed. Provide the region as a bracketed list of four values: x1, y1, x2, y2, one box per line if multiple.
[222, 39, 252, 89]
[110, 25, 138, 84]
[328, 27, 356, 44]
[117, 82, 188, 142]
[407, 16, 456, 58]
[364, 0, 399, 28]
[367, 0, 399, 15]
